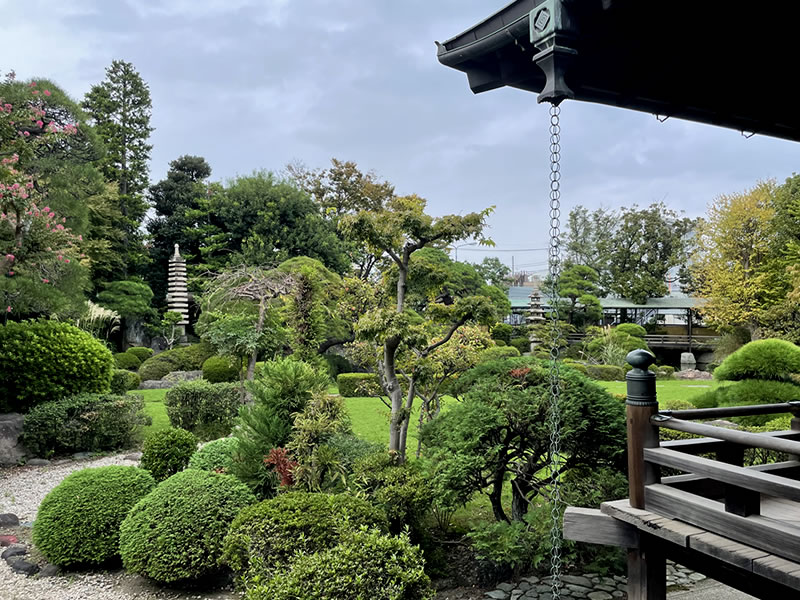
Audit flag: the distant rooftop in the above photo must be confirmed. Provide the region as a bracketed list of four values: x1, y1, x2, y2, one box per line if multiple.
[507, 286, 705, 311]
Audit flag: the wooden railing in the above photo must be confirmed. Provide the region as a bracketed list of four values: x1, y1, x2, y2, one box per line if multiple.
[566, 333, 719, 349]
[626, 358, 800, 563]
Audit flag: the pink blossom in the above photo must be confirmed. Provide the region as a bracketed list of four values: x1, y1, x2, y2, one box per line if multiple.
[58, 255, 63, 261]
[5, 306, 10, 313]
[42, 206, 50, 212]
[7, 271, 13, 276]
[77, 235, 83, 241]
[43, 90, 51, 96]
[29, 81, 36, 87]
[23, 130, 30, 136]
[36, 120, 43, 128]
[64, 259, 70, 263]
[48, 212, 55, 218]
[5, 254, 14, 261]
[56, 224, 64, 230]
[62, 217, 66, 223]
[42, 278, 49, 283]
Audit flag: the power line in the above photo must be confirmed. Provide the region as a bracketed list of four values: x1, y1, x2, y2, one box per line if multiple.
[458, 247, 548, 253]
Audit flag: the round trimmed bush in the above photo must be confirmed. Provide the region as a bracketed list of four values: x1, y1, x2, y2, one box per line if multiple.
[202, 355, 240, 383]
[0, 320, 114, 413]
[33, 466, 155, 567]
[510, 337, 530, 354]
[248, 528, 434, 600]
[126, 346, 153, 362]
[692, 379, 800, 425]
[138, 343, 215, 381]
[222, 491, 388, 582]
[479, 345, 521, 363]
[110, 369, 142, 394]
[714, 339, 800, 381]
[615, 323, 647, 338]
[188, 437, 238, 473]
[141, 428, 197, 482]
[114, 352, 142, 371]
[164, 380, 241, 440]
[120, 469, 255, 583]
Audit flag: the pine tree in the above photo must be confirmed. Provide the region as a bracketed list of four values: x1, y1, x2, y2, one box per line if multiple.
[82, 60, 153, 274]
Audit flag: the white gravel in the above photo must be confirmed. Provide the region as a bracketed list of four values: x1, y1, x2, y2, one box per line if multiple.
[0, 454, 241, 600]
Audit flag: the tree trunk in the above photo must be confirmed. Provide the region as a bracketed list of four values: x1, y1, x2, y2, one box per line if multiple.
[246, 297, 267, 381]
[398, 378, 416, 460]
[386, 257, 409, 456]
[511, 477, 534, 522]
[489, 469, 509, 522]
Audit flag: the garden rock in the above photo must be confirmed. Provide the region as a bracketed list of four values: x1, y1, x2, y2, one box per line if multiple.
[7, 557, 39, 576]
[38, 563, 60, 577]
[138, 379, 175, 389]
[25, 458, 51, 466]
[0, 413, 27, 466]
[2, 543, 27, 560]
[675, 369, 713, 380]
[0, 513, 20, 527]
[163, 370, 203, 383]
[0, 535, 18, 547]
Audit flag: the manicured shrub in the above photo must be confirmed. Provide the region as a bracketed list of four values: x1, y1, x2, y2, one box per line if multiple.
[714, 339, 800, 382]
[110, 369, 141, 394]
[165, 380, 241, 440]
[479, 345, 521, 363]
[0, 320, 114, 413]
[33, 466, 155, 567]
[202, 355, 240, 383]
[126, 346, 153, 362]
[23, 394, 149, 457]
[510, 337, 530, 354]
[326, 432, 383, 473]
[337, 372, 381, 397]
[323, 352, 355, 379]
[352, 452, 433, 535]
[491, 323, 513, 345]
[137, 342, 215, 381]
[615, 323, 647, 338]
[188, 437, 238, 473]
[692, 380, 800, 425]
[248, 528, 434, 600]
[222, 491, 387, 583]
[251, 358, 330, 411]
[140, 428, 197, 482]
[114, 351, 142, 371]
[585, 364, 626, 381]
[659, 398, 696, 411]
[120, 469, 255, 583]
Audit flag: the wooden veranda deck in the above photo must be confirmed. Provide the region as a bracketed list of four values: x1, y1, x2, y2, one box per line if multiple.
[564, 351, 800, 599]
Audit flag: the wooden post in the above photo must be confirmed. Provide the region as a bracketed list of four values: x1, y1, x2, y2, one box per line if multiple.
[627, 536, 666, 600]
[626, 349, 660, 509]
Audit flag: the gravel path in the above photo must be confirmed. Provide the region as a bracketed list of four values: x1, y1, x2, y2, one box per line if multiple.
[0, 454, 241, 600]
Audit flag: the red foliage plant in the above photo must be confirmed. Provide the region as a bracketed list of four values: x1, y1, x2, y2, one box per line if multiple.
[264, 447, 297, 487]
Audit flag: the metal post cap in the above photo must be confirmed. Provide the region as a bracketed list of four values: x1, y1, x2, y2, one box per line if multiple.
[626, 349, 655, 371]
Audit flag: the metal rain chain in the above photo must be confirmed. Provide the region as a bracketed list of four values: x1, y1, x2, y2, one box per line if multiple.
[545, 101, 564, 599]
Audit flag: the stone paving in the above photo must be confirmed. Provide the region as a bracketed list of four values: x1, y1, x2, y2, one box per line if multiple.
[483, 563, 706, 600]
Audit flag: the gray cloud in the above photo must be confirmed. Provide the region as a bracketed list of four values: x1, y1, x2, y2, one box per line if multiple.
[3, 1, 800, 274]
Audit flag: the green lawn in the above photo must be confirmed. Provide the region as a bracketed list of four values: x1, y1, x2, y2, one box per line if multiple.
[596, 378, 729, 405]
[134, 389, 170, 436]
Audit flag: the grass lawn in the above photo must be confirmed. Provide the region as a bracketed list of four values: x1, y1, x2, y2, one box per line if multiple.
[134, 389, 170, 437]
[596, 378, 730, 405]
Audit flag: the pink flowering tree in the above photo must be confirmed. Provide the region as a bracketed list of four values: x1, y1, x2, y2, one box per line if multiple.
[1, 70, 86, 318]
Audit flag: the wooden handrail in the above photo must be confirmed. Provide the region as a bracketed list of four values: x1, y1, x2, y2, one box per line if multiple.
[652, 415, 800, 454]
[644, 447, 800, 502]
[664, 402, 800, 421]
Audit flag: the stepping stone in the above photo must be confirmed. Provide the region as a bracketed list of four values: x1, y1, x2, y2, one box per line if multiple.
[0, 535, 18, 547]
[2, 543, 27, 560]
[7, 557, 39, 576]
[0, 513, 19, 527]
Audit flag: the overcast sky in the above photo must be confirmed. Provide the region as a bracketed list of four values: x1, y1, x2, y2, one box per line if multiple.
[4, 0, 800, 275]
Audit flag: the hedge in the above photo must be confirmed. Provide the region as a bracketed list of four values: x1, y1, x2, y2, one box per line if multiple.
[248, 528, 434, 600]
[222, 491, 387, 583]
[0, 320, 114, 413]
[164, 380, 241, 440]
[187, 437, 238, 473]
[126, 347, 153, 362]
[110, 369, 141, 394]
[337, 373, 381, 397]
[114, 352, 142, 371]
[585, 364, 626, 381]
[479, 346, 521, 363]
[140, 428, 197, 482]
[692, 379, 800, 425]
[120, 469, 255, 583]
[33, 466, 155, 567]
[137, 342, 215, 381]
[510, 337, 530, 355]
[714, 339, 800, 382]
[201, 355, 240, 383]
[22, 394, 149, 457]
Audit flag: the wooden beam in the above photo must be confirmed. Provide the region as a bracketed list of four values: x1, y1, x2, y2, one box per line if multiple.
[563, 507, 639, 548]
[663, 461, 800, 498]
[662, 430, 800, 456]
[666, 402, 796, 420]
[654, 419, 800, 454]
[645, 484, 800, 563]
[644, 447, 800, 502]
[628, 537, 665, 600]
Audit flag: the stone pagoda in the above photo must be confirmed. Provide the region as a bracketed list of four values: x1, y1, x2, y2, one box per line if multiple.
[527, 286, 546, 350]
[167, 244, 190, 343]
